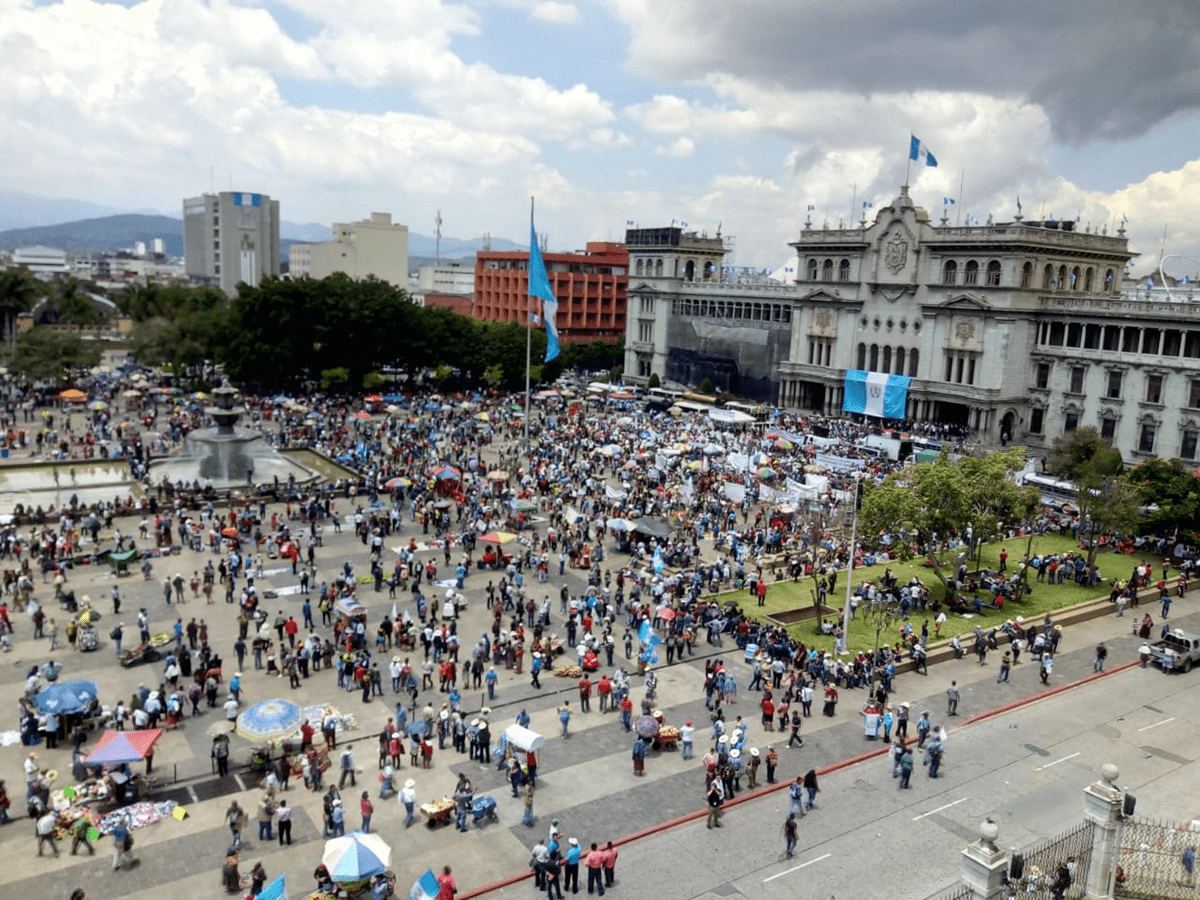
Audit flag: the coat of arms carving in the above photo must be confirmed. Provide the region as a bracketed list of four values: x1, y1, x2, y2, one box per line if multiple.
[885, 235, 908, 274]
[955, 321, 976, 341]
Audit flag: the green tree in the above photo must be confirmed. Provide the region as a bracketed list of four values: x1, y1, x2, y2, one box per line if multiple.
[1126, 457, 1200, 541]
[648, 372, 661, 388]
[861, 448, 1038, 597]
[0, 268, 44, 350]
[10, 329, 102, 381]
[1046, 427, 1139, 565]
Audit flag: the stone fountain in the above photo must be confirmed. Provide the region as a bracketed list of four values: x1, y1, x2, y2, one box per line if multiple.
[149, 379, 318, 489]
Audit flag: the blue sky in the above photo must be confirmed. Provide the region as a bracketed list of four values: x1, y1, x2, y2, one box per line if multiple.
[3, 0, 1200, 275]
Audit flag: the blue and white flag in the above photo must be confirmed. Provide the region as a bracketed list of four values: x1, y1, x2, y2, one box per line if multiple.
[652, 547, 664, 576]
[943, 197, 955, 206]
[529, 312, 541, 325]
[638, 620, 651, 644]
[529, 217, 560, 362]
[842, 370, 911, 419]
[862, 201, 873, 209]
[909, 135, 937, 167]
[257, 874, 288, 900]
[410, 869, 440, 900]
[806, 204, 816, 211]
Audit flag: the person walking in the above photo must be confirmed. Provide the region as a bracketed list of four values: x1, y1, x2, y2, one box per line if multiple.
[227, 800, 245, 849]
[803, 768, 820, 809]
[36, 810, 60, 857]
[783, 813, 798, 858]
[946, 681, 960, 717]
[632, 736, 646, 776]
[997, 652, 1012, 683]
[557, 702, 571, 738]
[69, 815, 95, 855]
[339, 746, 356, 788]
[705, 776, 724, 829]
[898, 748, 914, 789]
[787, 776, 806, 818]
[1094, 643, 1108, 673]
[1040, 653, 1054, 685]
[400, 778, 416, 828]
[110, 820, 134, 870]
[522, 783, 536, 827]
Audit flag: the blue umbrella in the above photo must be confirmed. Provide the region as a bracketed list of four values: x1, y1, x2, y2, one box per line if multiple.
[322, 832, 392, 881]
[405, 720, 429, 737]
[236, 699, 304, 742]
[35, 679, 98, 715]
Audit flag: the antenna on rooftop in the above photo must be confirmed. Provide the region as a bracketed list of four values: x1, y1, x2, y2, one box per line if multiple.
[435, 210, 443, 265]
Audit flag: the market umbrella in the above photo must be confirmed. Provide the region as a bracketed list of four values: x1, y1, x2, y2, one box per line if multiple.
[74, 607, 101, 624]
[756, 467, 778, 480]
[511, 499, 537, 512]
[485, 470, 509, 482]
[385, 477, 411, 490]
[659, 608, 677, 621]
[59, 388, 87, 402]
[364, 394, 383, 403]
[236, 699, 304, 743]
[352, 411, 372, 420]
[35, 679, 98, 715]
[257, 874, 288, 900]
[773, 438, 794, 451]
[88, 400, 109, 411]
[221, 527, 239, 537]
[83, 729, 163, 766]
[432, 465, 461, 481]
[479, 531, 518, 545]
[405, 721, 429, 737]
[634, 715, 660, 739]
[323, 832, 392, 882]
[120, 389, 142, 398]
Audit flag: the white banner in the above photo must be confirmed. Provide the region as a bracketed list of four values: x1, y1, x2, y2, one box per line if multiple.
[723, 482, 746, 502]
[605, 485, 627, 501]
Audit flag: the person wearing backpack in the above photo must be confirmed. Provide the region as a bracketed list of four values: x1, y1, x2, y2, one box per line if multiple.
[557, 702, 571, 739]
[787, 776, 805, 818]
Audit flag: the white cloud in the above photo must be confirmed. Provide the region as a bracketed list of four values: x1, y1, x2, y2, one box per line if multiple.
[531, 2, 580, 25]
[584, 127, 631, 149]
[655, 136, 694, 158]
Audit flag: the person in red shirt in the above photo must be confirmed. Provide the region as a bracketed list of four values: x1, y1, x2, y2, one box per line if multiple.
[360, 791, 374, 833]
[601, 841, 618, 887]
[578, 676, 592, 711]
[761, 696, 775, 730]
[585, 844, 606, 896]
[596, 675, 612, 713]
[284, 617, 299, 648]
[436, 866, 456, 900]
[619, 695, 633, 732]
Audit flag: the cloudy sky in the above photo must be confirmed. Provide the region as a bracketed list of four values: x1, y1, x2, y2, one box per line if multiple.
[3, 0, 1200, 273]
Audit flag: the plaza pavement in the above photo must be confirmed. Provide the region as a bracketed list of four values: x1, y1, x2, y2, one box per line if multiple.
[0, 429, 1197, 900]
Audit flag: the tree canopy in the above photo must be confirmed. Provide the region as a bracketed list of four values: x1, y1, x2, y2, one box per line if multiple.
[1046, 427, 1139, 564]
[1126, 457, 1200, 542]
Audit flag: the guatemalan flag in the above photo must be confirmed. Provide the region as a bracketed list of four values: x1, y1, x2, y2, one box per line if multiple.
[909, 135, 938, 167]
[410, 869, 440, 900]
[842, 370, 912, 419]
[529, 218, 560, 362]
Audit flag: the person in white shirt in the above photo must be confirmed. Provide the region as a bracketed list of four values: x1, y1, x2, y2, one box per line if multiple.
[224, 695, 240, 731]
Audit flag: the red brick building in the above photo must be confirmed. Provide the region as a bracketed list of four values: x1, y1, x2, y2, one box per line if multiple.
[422, 293, 473, 317]
[474, 241, 628, 345]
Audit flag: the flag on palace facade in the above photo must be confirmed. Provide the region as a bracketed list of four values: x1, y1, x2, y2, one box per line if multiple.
[842, 370, 911, 419]
[909, 135, 938, 167]
[529, 218, 560, 363]
[943, 197, 955, 205]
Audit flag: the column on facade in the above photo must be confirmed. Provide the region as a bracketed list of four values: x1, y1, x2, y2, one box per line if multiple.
[960, 820, 1009, 900]
[1082, 764, 1124, 900]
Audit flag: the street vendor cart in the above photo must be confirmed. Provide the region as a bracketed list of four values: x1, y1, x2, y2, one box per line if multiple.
[420, 797, 455, 828]
[77, 622, 98, 652]
[335, 597, 369, 631]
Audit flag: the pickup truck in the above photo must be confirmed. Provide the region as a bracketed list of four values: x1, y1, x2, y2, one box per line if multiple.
[1147, 629, 1200, 673]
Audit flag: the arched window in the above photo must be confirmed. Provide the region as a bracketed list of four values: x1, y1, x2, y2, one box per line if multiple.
[839, 259, 851, 281]
[1084, 268, 1094, 292]
[655, 259, 663, 276]
[869, 343, 879, 371]
[808, 259, 818, 281]
[908, 348, 919, 377]
[703, 261, 715, 281]
[1071, 266, 1082, 290]
[1043, 264, 1054, 289]
[822, 259, 834, 281]
[1058, 265, 1068, 289]
[1021, 262, 1033, 288]
[942, 261, 958, 285]
[684, 260, 695, 281]
[986, 260, 1002, 286]
[964, 260, 979, 285]
[1104, 268, 1115, 293]
[895, 347, 906, 375]
[635, 259, 644, 276]
[857, 343, 867, 370]
[882, 346, 892, 373]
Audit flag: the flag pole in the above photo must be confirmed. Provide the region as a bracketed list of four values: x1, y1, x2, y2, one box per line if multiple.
[955, 171, 964, 226]
[525, 196, 533, 462]
[904, 135, 912, 188]
[849, 182, 857, 226]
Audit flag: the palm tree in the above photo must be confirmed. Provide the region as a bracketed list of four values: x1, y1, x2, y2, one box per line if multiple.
[0, 268, 43, 350]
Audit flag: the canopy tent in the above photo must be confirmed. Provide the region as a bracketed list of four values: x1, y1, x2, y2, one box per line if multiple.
[322, 832, 393, 882]
[503, 723, 545, 753]
[628, 516, 674, 539]
[335, 597, 368, 620]
[83, 728, 163, 766]
[236, 699, 304, 743]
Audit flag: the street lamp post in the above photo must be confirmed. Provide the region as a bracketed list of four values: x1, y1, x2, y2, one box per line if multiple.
[839, 471, 864, 656]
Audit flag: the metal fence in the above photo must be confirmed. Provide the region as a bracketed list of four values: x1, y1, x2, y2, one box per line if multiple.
[1006, 820, 1094, 900]
[922, 882, 972, 900]
[1114, 816, 1200, 900]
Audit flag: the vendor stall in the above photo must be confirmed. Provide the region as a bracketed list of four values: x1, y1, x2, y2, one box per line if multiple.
[335, 597, 369, 631]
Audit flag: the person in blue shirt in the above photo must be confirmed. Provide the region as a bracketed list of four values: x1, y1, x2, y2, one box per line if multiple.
[563, 838, 582, 893]
[516, 708, 531, 728]
[229, 673, 241, 703]
[485, 666, 498, 700]
[530, 653, 543, 689]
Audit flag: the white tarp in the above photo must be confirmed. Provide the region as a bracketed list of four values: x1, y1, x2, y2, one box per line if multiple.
[723, 482, 746, 502]
[504, 723, 546, 752]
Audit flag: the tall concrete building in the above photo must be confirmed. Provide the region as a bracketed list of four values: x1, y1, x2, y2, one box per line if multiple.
[474, 242, 628, 344]
[183, 192, 280, 297]
[288, 212, 409, 288]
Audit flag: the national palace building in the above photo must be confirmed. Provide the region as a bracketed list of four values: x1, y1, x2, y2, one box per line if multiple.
[623, 185, 1200, 463]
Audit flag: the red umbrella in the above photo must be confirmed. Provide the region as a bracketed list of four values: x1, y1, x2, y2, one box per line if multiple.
[84, 728, 163, 766]
[659, 608, 677, 621]
[353, 411, 372, 420]
[221, 527, 238, 537]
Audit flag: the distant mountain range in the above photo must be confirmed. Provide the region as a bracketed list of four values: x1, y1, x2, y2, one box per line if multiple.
[0, 191, 521, 261]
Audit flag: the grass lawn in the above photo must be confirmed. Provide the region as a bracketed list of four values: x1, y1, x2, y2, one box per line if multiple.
[723, 533, 1124, 656]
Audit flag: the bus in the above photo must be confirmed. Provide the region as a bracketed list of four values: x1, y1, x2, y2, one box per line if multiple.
[725, 401, 771, 425]
[1018, 472, 1087, 512]
[645, 387, 683, 411]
